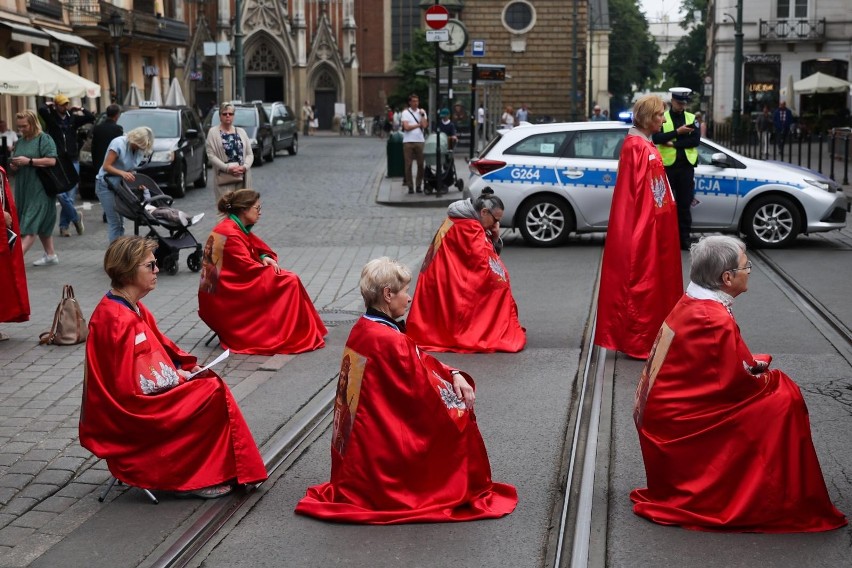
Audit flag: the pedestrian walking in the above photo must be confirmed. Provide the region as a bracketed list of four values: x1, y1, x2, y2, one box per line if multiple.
[590, 104, 607, 121]
[515, 103, 529, 124]
[7, 110, 59, 265]
[0, 165, 30, 339]
[302, 101, 313, 136]
[91, 104, 123, 174]
[756, 105, 773, 159]
[652, 87, 701, 251]
[38, 94, 93, 237]
[773, 101, 794, 161]
[401, 94, 428, 194]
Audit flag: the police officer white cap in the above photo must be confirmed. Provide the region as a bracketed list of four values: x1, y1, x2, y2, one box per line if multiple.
[669, 87, 692, 102]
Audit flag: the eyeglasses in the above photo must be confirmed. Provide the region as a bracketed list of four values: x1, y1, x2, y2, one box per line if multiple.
[483, 209, 503, 223]
[251, 204, 262, 212]
[728, 261, 752, 274]
[221, 112, 234, 116]
[139, 260, 158, 271]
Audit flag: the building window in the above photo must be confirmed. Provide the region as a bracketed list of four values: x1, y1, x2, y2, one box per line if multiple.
[502, 1, 536, 35]
[776, 0, 808, 19]
[391, 0, 420, 61]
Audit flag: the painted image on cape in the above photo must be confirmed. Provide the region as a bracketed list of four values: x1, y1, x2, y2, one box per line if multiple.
[420, 218, 454, 273]
[332, 348, 367, 455]
[488, 255, 508, 282]
[417, 347, 470, 432]
[199, 233, 226, 293]
[634, 322, 674, 428]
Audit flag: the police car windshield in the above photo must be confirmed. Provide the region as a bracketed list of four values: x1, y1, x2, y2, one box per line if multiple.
[119, 112, 179, 138]
[211, 107, 258, 128]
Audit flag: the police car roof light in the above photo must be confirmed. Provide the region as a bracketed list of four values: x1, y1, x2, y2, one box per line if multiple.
[617, 111, 633, 124]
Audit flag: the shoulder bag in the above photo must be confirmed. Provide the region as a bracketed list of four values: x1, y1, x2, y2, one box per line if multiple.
[39, 284, 88, 345]
[35, 134, 79, 197]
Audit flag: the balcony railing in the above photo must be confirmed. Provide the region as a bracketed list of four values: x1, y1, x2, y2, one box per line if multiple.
[65, 0, 189, 43]
[27, 0, 63, 19]
[759, 19, 826, 41]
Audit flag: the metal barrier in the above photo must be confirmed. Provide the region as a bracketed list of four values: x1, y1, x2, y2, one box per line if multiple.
[710, 123, 850, 186]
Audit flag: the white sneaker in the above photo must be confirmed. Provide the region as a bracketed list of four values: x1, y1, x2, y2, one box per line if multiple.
[190, 213, 205, 225]
[33, 254, 59, 266]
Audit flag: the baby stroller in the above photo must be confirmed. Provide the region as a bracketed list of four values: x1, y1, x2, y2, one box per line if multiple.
[423, 132, 464, 195]
[110, 173, 203, 276]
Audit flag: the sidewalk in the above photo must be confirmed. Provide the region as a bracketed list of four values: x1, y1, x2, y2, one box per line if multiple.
[376, 154, 471, 208]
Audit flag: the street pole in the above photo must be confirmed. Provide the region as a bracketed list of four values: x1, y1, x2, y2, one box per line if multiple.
[433, 0, 442, 195]
[113, 42, 122, 104]
[470, 63, 477, 161]
[571, 0, 579, 121]
[588, 8, 593, 117]
[235, 0, 244, 101]
[732, 0, 743, 140]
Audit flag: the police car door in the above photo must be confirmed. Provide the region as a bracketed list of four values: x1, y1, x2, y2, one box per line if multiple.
[692, 142, 739, 228]
[558, 128, 624, 228]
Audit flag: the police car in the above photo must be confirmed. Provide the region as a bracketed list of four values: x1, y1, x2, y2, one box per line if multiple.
[468, 121, 848, 248]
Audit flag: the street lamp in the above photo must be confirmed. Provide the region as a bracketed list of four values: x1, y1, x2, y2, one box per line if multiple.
[725, 0, 744, 139]
[108, 12, 125, 104]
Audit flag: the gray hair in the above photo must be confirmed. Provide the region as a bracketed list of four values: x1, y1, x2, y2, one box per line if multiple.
[126, 126, 154, 153]
[689, 235, 746, 290]
[219, 102, 235, 115]
[359, 257, 411, 309]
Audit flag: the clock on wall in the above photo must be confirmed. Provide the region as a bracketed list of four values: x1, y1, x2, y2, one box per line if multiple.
[438, 19, 469, 54]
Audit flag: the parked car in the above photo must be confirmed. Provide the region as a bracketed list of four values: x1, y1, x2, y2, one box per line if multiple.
[203, 101, 274, 165]
[79, 104, 207, 198]
[262, 101, 298, 155]
[468, 121, 848, 248]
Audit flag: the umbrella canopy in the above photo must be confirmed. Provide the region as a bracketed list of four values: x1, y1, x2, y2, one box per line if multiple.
[793, 72, 850, 95]
[148, 77, 163, 106]
[0, 56, 56, 96]
[124, 83, 143, 107]
[9, 52, 100, 98]
[164, 78, 187, 106]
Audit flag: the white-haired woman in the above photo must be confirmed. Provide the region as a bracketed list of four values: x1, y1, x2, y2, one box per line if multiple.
[296, 257, 517, 524]
[95, 126, 154, 243]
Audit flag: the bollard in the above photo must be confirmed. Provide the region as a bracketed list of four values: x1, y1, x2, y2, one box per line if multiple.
[829, 134, 836, 181]
[386, 132, 404, 178]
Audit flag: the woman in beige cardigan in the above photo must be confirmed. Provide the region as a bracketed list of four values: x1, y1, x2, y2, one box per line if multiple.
[206, 103, 254, 203]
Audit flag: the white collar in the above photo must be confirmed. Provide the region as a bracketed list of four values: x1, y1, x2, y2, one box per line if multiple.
[686, 282, 734, 312]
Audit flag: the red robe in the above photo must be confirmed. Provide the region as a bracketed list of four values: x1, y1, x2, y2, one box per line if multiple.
[79, 296, 268, 491]
[295, 315, 518, 523]
[0, 167, 29, 323]
[406, 217, 526, 353]
[595, 132, 682, 359]
[198, 217, 326, 355]
[631, 293, 846, 532]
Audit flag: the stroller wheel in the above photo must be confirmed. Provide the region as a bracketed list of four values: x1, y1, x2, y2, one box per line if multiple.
[163, 255, 179, 276]
[456, 178, 464, 191]
[187, 251, 202, 272]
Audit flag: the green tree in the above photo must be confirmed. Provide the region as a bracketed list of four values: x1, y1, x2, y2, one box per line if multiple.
[608, 0, 661, 113]
[390, 29, 440, 111]
[661, 0, 707, 94]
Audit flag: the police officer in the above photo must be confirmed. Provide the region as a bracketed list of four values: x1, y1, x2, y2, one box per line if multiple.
[653, 87, 700, 250]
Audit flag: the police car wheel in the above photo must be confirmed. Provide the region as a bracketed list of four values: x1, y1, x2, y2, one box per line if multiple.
[517, 195, 574, 247]
[742, 195, 801, 249]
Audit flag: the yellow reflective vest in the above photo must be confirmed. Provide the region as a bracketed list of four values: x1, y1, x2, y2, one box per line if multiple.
[658, 110, 698, 166]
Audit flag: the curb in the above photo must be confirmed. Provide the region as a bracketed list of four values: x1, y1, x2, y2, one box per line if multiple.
[375, 156, 470, 208]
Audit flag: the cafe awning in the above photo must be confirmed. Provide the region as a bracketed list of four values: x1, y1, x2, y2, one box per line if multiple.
[9, 52, 101, 98]
[39, 27, 96, 49]
[0, 20, 50, 47]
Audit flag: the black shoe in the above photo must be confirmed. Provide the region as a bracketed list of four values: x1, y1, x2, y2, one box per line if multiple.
[406, 185, 414, 194]
[415, 186, 423, 193]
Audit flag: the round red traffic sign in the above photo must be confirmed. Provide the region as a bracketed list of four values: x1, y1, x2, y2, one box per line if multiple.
[425, 5, 450, 30]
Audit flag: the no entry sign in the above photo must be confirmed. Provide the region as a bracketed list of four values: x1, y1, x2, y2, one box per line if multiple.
[425, 5, 449, 30]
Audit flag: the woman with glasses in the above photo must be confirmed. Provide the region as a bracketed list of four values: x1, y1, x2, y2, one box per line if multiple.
[197, 189, 326, 355]
[80, 236, 267, 499]
[631, 236, 845, 532]
[206, 103, 254, 204]
[406, 187, 526, 353]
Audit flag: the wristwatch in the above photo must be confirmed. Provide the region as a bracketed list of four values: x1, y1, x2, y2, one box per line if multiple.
[29, 158, 33, 166]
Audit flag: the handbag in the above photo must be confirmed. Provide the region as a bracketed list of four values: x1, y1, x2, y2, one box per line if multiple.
[216, 169, 244, 186]
[39, 284, 88, 345]
[35, 134, 79, 197]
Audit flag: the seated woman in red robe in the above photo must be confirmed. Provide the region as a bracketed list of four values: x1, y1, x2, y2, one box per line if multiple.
[632, 236, 846, 532]
[406, 189, 526, 353]
[198, 189, 326, 355]
[80, 236, 268, 498]
[296, 257, 518, 523]
[0, 166, 30, 341]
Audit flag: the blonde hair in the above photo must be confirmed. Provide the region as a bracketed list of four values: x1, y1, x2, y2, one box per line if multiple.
[15, 110, 42, 136]
[632, 95, 665, 131]
[359, 257, 411, 309]
[126, 127, 154, 153]
[104, 236, 158, 288]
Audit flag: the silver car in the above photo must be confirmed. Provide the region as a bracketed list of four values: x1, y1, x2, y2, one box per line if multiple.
[468, 122, 848, 248]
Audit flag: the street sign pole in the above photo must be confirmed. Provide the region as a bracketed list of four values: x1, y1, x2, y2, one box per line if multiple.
[425, 2, 450, 195]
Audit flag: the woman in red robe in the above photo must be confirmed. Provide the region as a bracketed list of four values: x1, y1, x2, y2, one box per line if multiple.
[296, 257, 518, 523]
[632, 236, 846, 532]
[406, 189, 526, 353]
[595, 94, 683, 359]
[80, 236, 267, 498]
[0, 166, 30, 339]
[198, 189, 326, 355]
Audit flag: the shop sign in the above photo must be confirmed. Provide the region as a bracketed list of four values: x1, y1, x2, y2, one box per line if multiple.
[57, 46, 79, 67]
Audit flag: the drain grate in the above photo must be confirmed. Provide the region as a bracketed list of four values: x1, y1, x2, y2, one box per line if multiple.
[318, 310, 362, 327]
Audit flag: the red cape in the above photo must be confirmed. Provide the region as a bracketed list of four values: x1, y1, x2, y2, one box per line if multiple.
[595, 133, 682, 358]
[631, 294, 846, 532]
[80, 296, 268, 491]
[198, 218, 326, 355]
[0, 167, 29, 323]
[295, 316, 518, 524]
[407, 217, 526, 353]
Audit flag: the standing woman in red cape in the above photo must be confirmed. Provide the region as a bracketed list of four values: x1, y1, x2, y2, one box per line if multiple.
[406, 189, 526, 353]
[80, 236, 267, 498]
[198, 189, 326, 355]
[595, 94, 683, 359]
[0, 166, 30, 340]
[296, 257, 517, 523]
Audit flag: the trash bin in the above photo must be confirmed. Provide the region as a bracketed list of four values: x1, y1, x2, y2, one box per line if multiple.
[386, 132, 404, 178]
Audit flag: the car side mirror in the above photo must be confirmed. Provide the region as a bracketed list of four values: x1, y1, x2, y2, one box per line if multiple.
[710, 152, 729, 167]
[185, 129, 199, 139]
